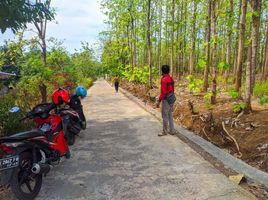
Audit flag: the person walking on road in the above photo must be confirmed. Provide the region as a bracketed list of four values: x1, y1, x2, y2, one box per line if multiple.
[114, 75, 119, 93]
[156, 65, 176, 136]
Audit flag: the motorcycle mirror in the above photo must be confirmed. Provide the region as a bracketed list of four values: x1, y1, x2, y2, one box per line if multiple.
[9, 106, 20, 113]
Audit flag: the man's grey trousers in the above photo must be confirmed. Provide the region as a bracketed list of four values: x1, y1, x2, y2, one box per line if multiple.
[161, 100, 174, 133]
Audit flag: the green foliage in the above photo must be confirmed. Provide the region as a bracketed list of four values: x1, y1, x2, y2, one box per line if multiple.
[0, 0, 55, 33]
[218, 62, 230, 71]
[232, 102, 246, 113]
[253, 81, 268, 97]
[122, 65, 149, 84]
[197, 58, 206, 71]
[259, 96, 268, 105]
[203, 92, 212, 106]
[0, 94, 31, 137]
[79, 77, 94, 89]
[186, 75, 203, 93]
[228, 89, 239, 99]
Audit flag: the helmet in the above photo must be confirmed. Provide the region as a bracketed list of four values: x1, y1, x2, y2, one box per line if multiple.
[52, 88, 70, 105]
[75, 85, 87, 98]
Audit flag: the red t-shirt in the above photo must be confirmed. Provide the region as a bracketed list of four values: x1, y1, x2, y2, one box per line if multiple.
[159, 74, 175, 101]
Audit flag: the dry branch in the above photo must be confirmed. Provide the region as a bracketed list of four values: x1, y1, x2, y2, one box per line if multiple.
[222, 122, 242, 157]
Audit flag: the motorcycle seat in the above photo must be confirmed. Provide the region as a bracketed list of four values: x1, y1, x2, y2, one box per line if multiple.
[0, 129, 45, 142]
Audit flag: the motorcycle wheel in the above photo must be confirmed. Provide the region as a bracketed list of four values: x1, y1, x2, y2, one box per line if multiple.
[10, 152, 43, 200]
[68, 132, 75, 146]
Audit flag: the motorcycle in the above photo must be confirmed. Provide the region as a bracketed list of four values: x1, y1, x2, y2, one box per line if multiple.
[59, 107, 82, 146]
[59, 94, 87, 146]
[0, 103, 69, 200]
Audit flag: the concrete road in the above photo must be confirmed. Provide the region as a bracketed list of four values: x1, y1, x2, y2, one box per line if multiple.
[3, 80, 255, 200]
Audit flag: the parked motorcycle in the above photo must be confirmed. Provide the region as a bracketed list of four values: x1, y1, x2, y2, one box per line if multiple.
[57, 86, 87, 146]
[0, 103, 69, 200]
[59, 107, 82, 145]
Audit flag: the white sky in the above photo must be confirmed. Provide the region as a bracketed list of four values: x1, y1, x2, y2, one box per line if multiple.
[0, 0, 106, 53]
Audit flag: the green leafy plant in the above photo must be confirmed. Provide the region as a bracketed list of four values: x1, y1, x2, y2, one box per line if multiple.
[218, 62, 230, 71]
[186, 75, 203, 93]
[0, 94, 32, 137]
[204, 92, 213, 106]
[232, 102, 246, 113]
[259, 96, 268, 105]
[228, 90, 239, 99]
[254, 81, 268, 97]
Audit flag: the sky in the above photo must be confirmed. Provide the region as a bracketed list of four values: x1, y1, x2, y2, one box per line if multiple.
[0, 0, 106, 54]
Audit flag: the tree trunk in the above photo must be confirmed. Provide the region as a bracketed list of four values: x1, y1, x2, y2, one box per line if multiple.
[233, 0, 242, 77]
[189, 1, 197, 75]
[235, 0, 247, 92]
[158, 1, 162, 75]
[262, 24, 268, 80]
[211, 0, 217, 104]
[226, 0, 234, 80]
[203, 0, 211, 92]
[250, 0, 262, 92]
[245, 42, 252, 113]
[170, 0, 175, 76]
[147, 0, 152, 87]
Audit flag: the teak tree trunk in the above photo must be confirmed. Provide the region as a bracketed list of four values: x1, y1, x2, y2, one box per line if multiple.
[189, 1, 197, 75]
[147, 0, 152, 87]
[203, 0, 212, 92]
[211, 0, 217, 104]
[235, 0, 247, 93]
[250, 0, 262, 93]
[262, 24, 268, 80]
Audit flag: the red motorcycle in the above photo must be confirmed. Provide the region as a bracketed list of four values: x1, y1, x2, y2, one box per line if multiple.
[0, 102, 69, 200]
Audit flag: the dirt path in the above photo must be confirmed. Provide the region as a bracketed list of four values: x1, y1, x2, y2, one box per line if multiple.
[3, 80, 256, 200]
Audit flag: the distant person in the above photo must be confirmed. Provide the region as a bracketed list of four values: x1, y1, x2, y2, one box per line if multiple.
[114, 75, 119, 92]
[156, 65, 176, 136]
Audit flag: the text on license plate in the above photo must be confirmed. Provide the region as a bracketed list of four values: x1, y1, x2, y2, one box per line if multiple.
[0, 156, 19, 171]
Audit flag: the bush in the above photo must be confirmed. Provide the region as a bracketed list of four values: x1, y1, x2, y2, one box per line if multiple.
[259, 96, 268, 105]
[232, 102, 246, 113]
[122, 65, 149, 84]
[0, 94, 31, 137]
[228, 89, 239, 99]
[79, 77, 93, 89]
[186, 75, 203, 93]
[204, 92, 213, 106]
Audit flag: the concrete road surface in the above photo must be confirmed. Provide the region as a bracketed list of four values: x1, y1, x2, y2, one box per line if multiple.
[3, 80, 255, 200]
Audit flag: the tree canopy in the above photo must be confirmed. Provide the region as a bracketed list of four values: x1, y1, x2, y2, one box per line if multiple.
[0, 0, 54, 33]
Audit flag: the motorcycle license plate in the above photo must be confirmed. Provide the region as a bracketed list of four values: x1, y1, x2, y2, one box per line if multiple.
[0, 156, 19, 171]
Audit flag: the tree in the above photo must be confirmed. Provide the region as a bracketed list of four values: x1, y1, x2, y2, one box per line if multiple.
[189, 0, 197, 75]
[33, 0, 53, 103]
[235, 0, 247, 93]
[262, 24, 268, 80]
[203, 0, 211, 92]
[0, 0, 54, 33]
[250, 0, 262, 92]
[147, 0, 153, 87]
[244, 41, 252, 113]
[226, 0, 234, 79]
[210, 0, 217, 104]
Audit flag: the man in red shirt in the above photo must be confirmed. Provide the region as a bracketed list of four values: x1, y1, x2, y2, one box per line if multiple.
[156, 65, 176, 136]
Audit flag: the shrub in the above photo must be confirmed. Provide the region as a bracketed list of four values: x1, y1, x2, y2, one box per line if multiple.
[228, 90, 239, 99]
[259, 96, 268, 105]
[79, 77, 93, 89]
[232, 102, 246, 113]
[186, 75, 203, 93]
[0, 94, 31, 137]
[204, 92, 213, 106]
